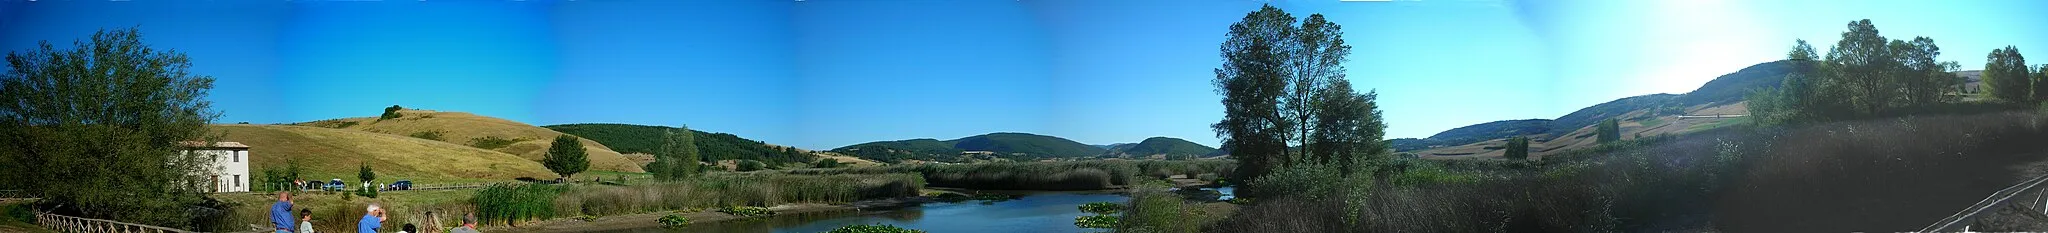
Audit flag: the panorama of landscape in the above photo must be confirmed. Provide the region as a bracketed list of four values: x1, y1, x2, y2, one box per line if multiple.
[4, 0, 2048, 233]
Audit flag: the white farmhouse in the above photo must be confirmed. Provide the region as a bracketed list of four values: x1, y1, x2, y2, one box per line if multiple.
[182, 141, 251, 193]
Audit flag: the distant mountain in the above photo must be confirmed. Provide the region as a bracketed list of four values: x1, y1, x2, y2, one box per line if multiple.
[1103, 137, 1218, 158]
[1390, 119, 1552, 151]
[1397, 60, 1796, 152]
[542, 123, 823, 165]
[832, 132, 1107, 163]
[1094, 143, 1134, 150]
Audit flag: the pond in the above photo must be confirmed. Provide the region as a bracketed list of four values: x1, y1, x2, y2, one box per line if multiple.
[596, 191, 1128, 233]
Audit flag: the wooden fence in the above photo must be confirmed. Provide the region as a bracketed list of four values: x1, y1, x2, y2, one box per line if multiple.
[34, 212, 198, 233]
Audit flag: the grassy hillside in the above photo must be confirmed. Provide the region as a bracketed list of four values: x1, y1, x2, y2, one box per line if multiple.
[1391, 119, 1552, 151]
[294, 109, 642, 173]
[213, 124, 556, 183]
[1106, 137, 1218, 158]
[542, 123, 830, 165]
[1670, 60, 1797, 107]
[831, 132, 1108, 163]
[951, 132, 1106, 157]
[832, 139, 965, 163]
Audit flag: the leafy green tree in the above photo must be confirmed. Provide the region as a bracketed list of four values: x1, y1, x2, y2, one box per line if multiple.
[1212, 4, 1297, 187]
[1283, 14, 1350, 162]
[0, 28, 224, 227]
[1503, 136, 1530, 160]
[1596, 119, 1621, 144]
[1984, 46, 2031, 103]
[1823, 19, 1901, 114]
[380, 105, 404, 120]
[653, 124, 702, 180]
[1309, 79, 1387, 175]
[543, 135, 590, 180]
[358, 162, 376, 185]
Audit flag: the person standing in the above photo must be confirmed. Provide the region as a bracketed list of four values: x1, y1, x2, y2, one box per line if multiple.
[270, 192, 294, 233]
[298, 209, 315, 233]
[447, 213, 480, 233]
[357, 204, 385, 233]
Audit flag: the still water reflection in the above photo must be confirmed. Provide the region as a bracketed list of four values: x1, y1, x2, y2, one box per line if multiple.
[599, 192, 1128, 233]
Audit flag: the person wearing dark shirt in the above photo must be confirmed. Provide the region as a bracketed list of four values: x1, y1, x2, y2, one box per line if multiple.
[270, 192, 294, 233]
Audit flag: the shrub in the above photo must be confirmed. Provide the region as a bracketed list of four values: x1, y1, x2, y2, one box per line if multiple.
[826, 224, 927, 233]
[813, 159, 847, 168]
[1246, 162, 1343, 200]
[1504, 136, 1530, 160]
[469, 136, 523, 150]
[716, 206, 774, 218]
[657, 214, 689, 228]
[408, 130, 446, 141]
[380, 105, 404, 120]
[354, 186, 379, 198]
[1597, 118, 1621, 143]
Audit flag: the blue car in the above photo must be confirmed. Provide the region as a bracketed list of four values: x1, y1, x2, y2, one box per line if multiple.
[323, 179, 345, 191]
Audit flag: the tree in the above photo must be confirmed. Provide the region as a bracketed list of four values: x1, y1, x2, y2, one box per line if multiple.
[1596, 119, 1621, 144]
[380, 105, 404, 120]
[652, 125, 702, 181]
[542, 135, 590, 180]
[0, 28, 221, 227]
[813, 158, 846, 168]
[1985, 46, 2030, 103]
[358, 162, 376, 185]
[1503, 136, 1530, 160]
[1283, 14, 1351, 163]
[1824, 19, 1900, 114]
[1212, 5, 1297, 187]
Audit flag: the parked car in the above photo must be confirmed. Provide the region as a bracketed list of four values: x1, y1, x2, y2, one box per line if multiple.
[388, 180, 413, 191]
[324, 179, 345, 191]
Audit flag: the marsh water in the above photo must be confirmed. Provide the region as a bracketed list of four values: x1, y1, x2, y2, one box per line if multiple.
[598, 191, 1126, 233]
[597, 187, 1235, 233]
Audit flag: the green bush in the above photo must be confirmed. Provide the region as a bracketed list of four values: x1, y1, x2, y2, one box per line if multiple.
[657, 214, 689, 228]
[1074, 215, 1120, 229]
[736, 160, 767, 172]
[353, 186, 379, 198]
[1597, 119, 1621, 143]
[408, 130, 446, 141]
[716, 206, 774, 218]
[380, 105, 404, 120]
[1246, 162, 1343, 200]
[552, 173, 924, 217]
[1079, 202, 1123, 215]
[826, 224, 927, 233]
[473, 183, 563, 226]
[469, 136, 524, 150]
[1504, 136, 1530, 160]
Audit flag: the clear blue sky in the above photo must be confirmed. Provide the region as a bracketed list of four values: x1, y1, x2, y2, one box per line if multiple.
[3, 0, 2044, 150]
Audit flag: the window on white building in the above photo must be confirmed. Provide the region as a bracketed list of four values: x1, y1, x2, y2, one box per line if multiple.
[234, 175, 241, 188]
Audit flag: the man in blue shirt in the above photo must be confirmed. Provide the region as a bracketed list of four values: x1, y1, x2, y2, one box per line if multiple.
[270, 192, 294, 233]
[357, 203, 385, 233]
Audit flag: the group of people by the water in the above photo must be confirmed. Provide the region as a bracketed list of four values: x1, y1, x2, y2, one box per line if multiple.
[271, 191, 483, 233]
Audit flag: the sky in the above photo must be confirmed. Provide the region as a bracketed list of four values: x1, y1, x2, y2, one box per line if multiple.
[2, 0, 2045, 150]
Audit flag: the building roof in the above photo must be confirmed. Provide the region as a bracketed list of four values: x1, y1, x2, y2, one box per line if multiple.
[179, 141, 250, 149]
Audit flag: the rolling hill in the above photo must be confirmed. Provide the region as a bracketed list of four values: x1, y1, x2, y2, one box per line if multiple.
[1398, 60, 1793, 158]
[1102, 137, 1218, 159]
[831, 132, 1106, 163]
[292, 109, 643, 173]
[541, 123, 873, 166]
[215, 124, 557, 183]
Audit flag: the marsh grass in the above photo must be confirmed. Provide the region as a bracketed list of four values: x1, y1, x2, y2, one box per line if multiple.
[548, 173, 924, 218]
[1202, 111, 2048, 232]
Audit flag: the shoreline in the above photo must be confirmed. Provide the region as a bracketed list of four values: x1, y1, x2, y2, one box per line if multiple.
[491, 196, 936, 233]
[492, 178, 1214, 232]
